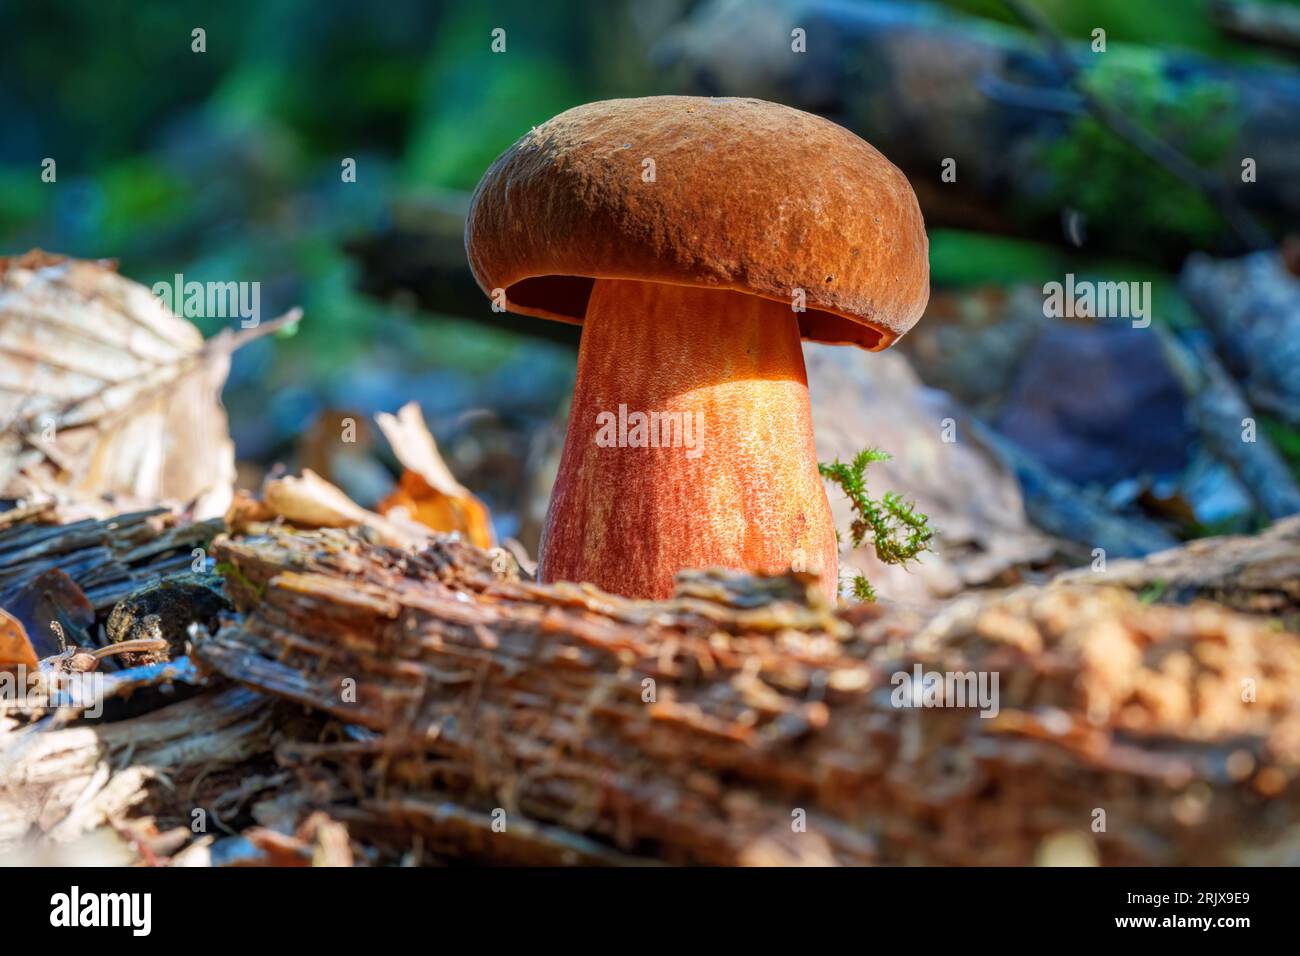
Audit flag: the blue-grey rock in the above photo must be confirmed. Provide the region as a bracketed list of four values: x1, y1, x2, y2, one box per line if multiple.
[995, 322, 1192, 485]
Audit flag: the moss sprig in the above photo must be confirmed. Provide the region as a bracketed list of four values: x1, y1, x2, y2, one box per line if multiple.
[819, 448, 935, 601]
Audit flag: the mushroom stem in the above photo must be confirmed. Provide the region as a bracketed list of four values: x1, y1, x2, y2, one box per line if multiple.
[539, 278, 839, 600]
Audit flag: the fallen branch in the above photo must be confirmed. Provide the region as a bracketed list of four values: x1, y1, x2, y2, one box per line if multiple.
[1154, 323, 1300, 519]
[1001, 0, 1272, 250]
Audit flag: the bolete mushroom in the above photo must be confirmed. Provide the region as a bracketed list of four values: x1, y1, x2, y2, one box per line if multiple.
[466, 96, 928, 600]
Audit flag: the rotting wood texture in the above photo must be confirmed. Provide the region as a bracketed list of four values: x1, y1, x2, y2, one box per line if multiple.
[199, 524, 1300, 865]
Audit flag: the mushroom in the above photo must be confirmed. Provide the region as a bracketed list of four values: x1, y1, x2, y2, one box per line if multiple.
[466, 96, 928, 600]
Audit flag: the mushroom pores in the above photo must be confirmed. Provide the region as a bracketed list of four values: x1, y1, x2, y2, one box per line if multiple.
[465, 95, 930, 600]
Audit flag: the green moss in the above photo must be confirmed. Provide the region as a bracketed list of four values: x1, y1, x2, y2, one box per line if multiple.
[0, 168, 53, 236]
[1036, 53, 1240, 248]
[1138, 579, 1169, 604]
[820, 449, 935, 602]
[1261, 416, 1300, 477]
[97, 159, 191, 247]
[214, 560, 266, 602]
[936, 0, 1267, 61]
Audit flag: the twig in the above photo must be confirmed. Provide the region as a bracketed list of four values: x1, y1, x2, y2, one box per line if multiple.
[208, 306, 303, 353]
[88, 639, 169, 662]
[1001, 0, 1273, 250]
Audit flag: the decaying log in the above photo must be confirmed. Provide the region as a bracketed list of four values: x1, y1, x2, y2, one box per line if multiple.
[0, 507, 221, 616]
[1060, 514, 1300, 622]
[1182, 250, 1300, 429]
[324, 798, 656, 866]
[200, 526, 1300, 866]
[344, 194, 573, 345]
[0, 687, 272, 852]
[1155, 324, 1300, 520]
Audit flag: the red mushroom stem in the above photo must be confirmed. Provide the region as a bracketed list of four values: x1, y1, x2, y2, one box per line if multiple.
[538, 278, 839, 600]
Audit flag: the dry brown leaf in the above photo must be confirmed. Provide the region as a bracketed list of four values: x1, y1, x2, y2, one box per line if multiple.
[262, 469, 377, 528]
[4, 568, 95, 658]
[0, 608, 37, 672]
[0, 251, 299, 518]
[374, 401, 494, 548]
[237, 469, 430, 549]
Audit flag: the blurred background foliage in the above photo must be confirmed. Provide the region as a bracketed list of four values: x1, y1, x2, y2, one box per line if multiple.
[2, 0, 1299, 544]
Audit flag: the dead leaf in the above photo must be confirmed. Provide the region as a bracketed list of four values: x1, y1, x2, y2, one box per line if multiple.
[237, 469, 430, 550]
[0, 607, 37, 672]
[263, 469, 376, 528]
[224, 488, 275, 527]
[374, 402, 495, 548]
[4, 568, 96, 658]
[0, 251, 299, 518]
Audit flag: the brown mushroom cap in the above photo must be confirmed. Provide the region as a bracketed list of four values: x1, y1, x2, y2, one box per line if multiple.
[465, 95, 929, 351]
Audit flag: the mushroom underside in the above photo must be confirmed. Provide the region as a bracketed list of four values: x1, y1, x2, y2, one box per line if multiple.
[506, 273, 887, 350]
